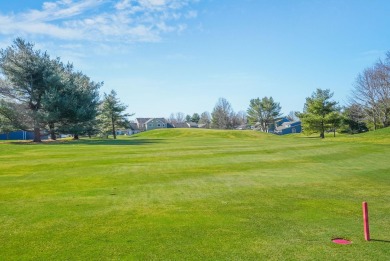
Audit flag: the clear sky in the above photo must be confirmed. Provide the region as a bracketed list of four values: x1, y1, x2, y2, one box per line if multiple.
[1, 0, 389, 119]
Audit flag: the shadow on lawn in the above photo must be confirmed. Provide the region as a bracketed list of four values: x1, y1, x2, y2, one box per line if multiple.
[8, 139, 164, 146]
[370, 239, 390, 243]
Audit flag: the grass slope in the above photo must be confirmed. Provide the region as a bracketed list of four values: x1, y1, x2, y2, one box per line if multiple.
[0, 129, 389, 260]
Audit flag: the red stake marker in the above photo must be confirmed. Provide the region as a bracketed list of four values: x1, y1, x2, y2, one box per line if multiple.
[363, 202, 370, 241]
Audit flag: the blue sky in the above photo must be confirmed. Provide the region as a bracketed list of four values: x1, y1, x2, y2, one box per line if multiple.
[1, 0, 389, 119]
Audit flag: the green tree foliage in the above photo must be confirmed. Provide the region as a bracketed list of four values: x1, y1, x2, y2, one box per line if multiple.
[0, 101, 17, 137]
[342, 104, 368, 134]
[43, 64, 101, 140]
[296, 89, 339, 138]
[211, 98, 234, 129]
[0, 38, 101, 141]
[0, 99, 31, 134]
[191, 113, 200, 123]
[0, 38, 55, 142]
[327, 110, 343, 137]
[247, 96, 281, 132]
[99, 90, 132, 139]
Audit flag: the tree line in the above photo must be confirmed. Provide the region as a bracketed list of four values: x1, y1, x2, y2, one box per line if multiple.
[1, 38, 389, 141]
[170, 52, 390, 138]
[0, 38, 130, 142]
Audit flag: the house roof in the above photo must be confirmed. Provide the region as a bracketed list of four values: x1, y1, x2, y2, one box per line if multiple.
[145, 118, 167, 124]
[174, 122, 190, 128]
[136, 118, 167, 125]
[275, 121, 301, 131]
[136, 118, 150, 125]
[187, 122, 198, 128]
[129, 123, 139, 130]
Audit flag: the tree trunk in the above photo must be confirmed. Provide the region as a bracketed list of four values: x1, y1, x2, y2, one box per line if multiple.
[73, 134, 79, 140]
[320, 120, 325, 139]
[112, 116, 116, 139]
[384, 108, 390, 127]
[33, 127, 41, 142]
[32, 110, 42, 142]
[49, 123, 56, 140]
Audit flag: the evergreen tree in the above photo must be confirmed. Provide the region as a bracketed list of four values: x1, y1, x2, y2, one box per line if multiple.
[247, 96, 281, 132]
[342, 104, 368, 134]
[99, 90, 132, 139]
[0, 38, 55, 142]
[0, 99, 31, 133]
[296, 89, 339, 138]
[191, 113, 200, 123]
[41, 63, 101, 140]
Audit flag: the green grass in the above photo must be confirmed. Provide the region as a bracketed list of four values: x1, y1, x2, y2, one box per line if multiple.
[0, 128, 389, 260]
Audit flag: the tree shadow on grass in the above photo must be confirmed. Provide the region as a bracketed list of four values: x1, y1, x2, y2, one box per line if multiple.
[7, 138, 164, 146]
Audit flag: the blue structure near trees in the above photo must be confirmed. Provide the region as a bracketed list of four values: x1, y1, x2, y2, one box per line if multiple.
[273, 118, 302, 135]
[0, 130, 39, 140]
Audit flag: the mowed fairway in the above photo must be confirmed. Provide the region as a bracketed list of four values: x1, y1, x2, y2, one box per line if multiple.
[0, 129, 389, 260]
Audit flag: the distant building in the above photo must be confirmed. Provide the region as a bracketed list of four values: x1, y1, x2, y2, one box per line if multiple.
[236, 124, 250, 130]
[135, 118, 200, 131]
[135, 118, 168, 131]
[173, 122, 198, 128]
[273, 118, 302, 135]
[129, 123, 141, 134]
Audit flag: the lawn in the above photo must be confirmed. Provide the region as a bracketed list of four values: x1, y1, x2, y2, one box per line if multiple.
[0, 128, 389, 260]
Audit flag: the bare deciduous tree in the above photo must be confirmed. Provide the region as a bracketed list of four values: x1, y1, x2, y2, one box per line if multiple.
[199, 111, 211, 128]
[351, 52, 390, 129]
[232, 110, 247, 128]
[168, 112, 186, 124]
[211, 98, 234, 129]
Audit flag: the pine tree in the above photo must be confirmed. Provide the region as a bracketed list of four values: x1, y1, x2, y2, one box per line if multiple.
[99, 90, 133, 139]
[247, 96, 281, 132]
[296, 89, 339, 138]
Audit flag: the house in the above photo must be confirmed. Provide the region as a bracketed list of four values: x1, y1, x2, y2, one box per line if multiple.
[135, 118, 200, 131]
[273, 120, 302, 135]
[236, 124, 250, 130]
[173, 122, 198, 128]
[114, 123, 142, 136]
[135, 118, 168, 131]
[129, 122, 141, 134]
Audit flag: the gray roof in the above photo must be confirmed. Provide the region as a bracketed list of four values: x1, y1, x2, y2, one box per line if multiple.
[129, 123, 139, 130]
[136, 118, 151, 125]
[174, 122, 190, 128]
[145, 118, 167, 124]
[136, 118, 167, 125]
[187, 122, 198, 128]
[275, 121, 301, 131]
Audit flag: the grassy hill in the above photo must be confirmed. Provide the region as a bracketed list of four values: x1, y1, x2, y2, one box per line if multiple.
[329, 127, 390, 144]
[0, 129, 389, 260]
